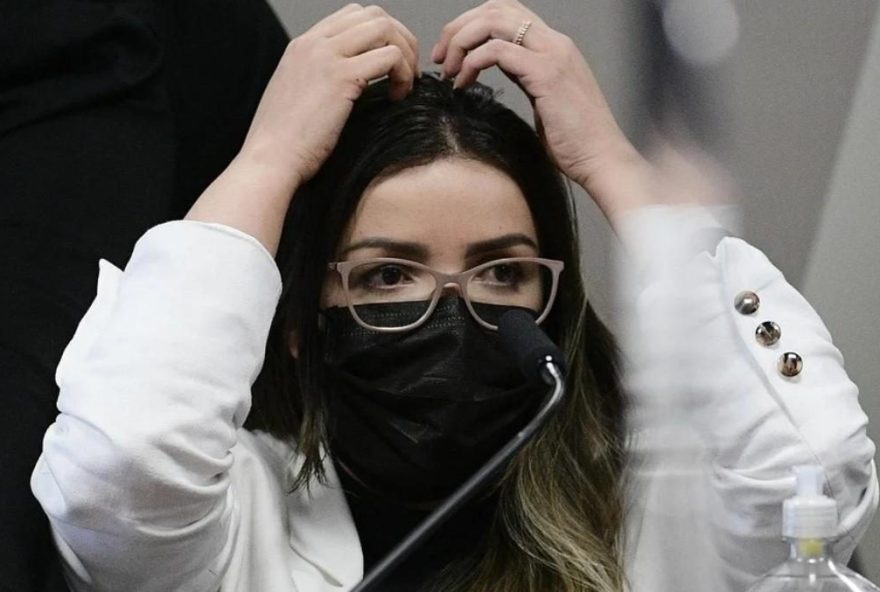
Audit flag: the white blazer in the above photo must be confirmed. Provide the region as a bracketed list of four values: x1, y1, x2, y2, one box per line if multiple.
[31, 207, 878, 592]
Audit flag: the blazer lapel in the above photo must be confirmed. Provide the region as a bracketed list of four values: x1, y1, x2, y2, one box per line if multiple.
[285, 448, 364, 588]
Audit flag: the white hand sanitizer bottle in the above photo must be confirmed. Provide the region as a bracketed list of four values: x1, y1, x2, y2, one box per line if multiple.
[747, 465, 878, 591]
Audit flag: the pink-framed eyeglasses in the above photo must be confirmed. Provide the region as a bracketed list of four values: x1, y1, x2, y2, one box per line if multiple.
[326, 256, 564, 332]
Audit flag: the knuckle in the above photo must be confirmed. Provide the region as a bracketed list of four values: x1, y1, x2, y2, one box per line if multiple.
[365, 4, 386, 16]
[368, 16, 394, 36]
[286, 36, 308, 55]
[487, 38, 507, 53]
[381, 44, 406, 66]
[381, 17, 397, 34]
[558, 32, 577, 51]
[385, 44, 404, 60]
[339, 63, 363, 84]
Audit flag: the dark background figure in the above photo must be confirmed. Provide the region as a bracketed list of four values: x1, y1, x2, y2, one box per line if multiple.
[0, 2, 288, 589]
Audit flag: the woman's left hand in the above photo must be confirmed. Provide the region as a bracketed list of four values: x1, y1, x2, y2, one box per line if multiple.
[432, 0, 653, 218]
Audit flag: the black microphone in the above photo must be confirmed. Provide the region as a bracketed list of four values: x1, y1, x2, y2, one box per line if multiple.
[349, 309, 567, 592]
[497, 308, 566, 386]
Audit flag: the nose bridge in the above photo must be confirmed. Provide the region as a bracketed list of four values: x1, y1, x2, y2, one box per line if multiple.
[439, 279, 464, 297]
[433, 266, 468, 297]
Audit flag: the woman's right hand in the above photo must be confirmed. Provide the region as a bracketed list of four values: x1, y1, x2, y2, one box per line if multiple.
[185, 5, 418, 255]
[237, 3, 420, 188]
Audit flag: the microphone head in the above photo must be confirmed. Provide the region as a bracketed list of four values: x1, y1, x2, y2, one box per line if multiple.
[498, 309, 566, 385]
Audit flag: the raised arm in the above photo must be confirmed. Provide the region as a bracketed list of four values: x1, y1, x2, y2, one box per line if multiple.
[185, 3, 420, 256]
[435, 1, 877, 588]
[615, 206, 877, 591]
[31, 5, 419, 590]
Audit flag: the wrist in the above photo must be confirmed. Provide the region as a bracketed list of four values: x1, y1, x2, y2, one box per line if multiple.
[575, 141, 659, 231]
[184, 154, 302, 257]
[229, 150, 304, 198]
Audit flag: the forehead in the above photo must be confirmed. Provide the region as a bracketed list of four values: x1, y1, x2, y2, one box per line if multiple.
[339, 157, 537, 256]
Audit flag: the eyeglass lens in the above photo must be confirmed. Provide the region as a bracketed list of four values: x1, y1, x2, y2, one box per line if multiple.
[345, 260, 554, 329]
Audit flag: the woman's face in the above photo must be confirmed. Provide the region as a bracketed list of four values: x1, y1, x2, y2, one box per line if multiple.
[321, 157, 540, 309]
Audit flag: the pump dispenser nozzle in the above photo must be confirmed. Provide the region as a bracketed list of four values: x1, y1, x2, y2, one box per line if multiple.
[782, 465, 838, 540]
[747, 465, 879, 592]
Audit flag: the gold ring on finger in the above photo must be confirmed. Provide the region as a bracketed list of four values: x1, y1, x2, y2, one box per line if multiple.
[513, 20, 532, 46]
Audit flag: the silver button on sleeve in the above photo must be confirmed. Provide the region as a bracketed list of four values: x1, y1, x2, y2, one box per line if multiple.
[756, 321, 782, 346]
[778, 352, 804, 377]
[735, 291, 760, 315]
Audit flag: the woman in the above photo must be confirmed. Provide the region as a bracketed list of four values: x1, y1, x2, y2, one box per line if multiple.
[31, 2, 877, 592]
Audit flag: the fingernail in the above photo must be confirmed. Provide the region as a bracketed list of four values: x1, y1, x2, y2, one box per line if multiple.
[439, 71, 446, 81]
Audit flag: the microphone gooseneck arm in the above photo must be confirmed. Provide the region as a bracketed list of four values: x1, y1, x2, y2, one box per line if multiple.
[350, 312, 566, 592]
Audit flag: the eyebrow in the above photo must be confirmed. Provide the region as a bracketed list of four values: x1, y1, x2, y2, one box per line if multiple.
[339, 233, 538, 260]
[464, 233, 538, 258]
[339, 238, 429, 259]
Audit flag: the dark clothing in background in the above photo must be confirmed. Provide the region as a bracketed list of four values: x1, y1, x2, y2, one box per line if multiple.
[0, 2, 288, 590]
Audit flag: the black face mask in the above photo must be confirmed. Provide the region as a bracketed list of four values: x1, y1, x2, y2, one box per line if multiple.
[320, 297, 543, 504]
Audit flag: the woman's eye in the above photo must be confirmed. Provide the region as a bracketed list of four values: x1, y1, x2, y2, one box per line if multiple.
[362, 264, 410, 288]
[378, 266, 403, 285]
[491, 264, 515, 283]
[480, 263, 521, 285]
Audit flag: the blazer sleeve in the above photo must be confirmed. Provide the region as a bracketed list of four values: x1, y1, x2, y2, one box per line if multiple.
[618, 206, 878, 591]
[30, 220, 283, 592]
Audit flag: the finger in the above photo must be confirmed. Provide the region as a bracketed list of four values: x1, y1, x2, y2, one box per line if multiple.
[432, 0, 546, 64]
[349, 44, 414, 101]
[387, 15, 421, 75]
[495, 0, 545, 27]
[309, 3, 364, 37]
[453, 38, 532, 90]
[319, 3, 416, 59]
[432, 5, 483, 64]
[335, 17, 418, 78]
[441, 13, 528, 78]
[339, 7, 419, 68]
[324, 8, 420, 74]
